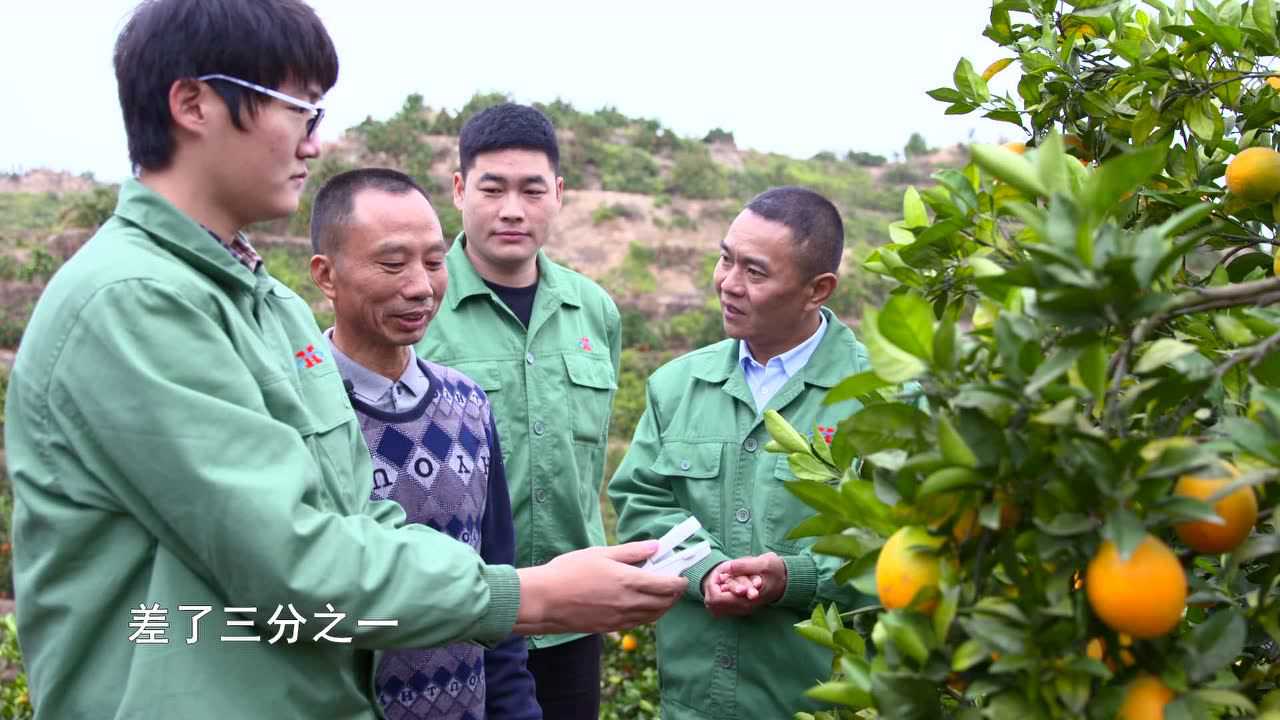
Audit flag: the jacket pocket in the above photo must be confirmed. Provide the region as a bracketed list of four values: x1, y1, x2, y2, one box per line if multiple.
[563, 353, 616, 445]
[260, 365, 359, 511]
[765, 456, 815, 553]
[650, 442, 724, 539]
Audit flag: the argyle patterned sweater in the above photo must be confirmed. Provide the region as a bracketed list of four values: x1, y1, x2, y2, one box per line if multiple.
[343, 356, 540, 720]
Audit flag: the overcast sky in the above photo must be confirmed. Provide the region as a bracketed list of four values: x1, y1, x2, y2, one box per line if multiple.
[3, 1, 1021, 182]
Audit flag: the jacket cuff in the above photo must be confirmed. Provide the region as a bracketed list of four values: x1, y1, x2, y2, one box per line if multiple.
[777, 554, 818, 610]
[682, 549, 733, 602]
[476, 564, 521, 647]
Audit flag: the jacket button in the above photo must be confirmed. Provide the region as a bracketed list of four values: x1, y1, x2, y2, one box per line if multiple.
[533, 420, 546, 436]
[534, 488, 548, 503]
[735, 508, 750, 523]
[525, 352, 535, 365]
[679, 460, 691, 471]
[743, 438, 758, 453]
[718, 654, 735, 668]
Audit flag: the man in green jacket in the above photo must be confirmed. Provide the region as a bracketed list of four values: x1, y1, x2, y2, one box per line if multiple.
[418, 103, 620, 718]
[609, 186, 874, 720]
[5, 3, 683, 718]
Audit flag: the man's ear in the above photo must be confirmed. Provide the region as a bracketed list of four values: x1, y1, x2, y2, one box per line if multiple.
[807, 273, 838, 311]
[168, 78, 211, 139]
[310, 254, 338, 302]
[452, 172, 466, 210]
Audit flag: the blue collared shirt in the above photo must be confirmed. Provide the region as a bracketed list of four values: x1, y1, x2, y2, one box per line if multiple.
[739, 313, 828, 411]
[324, 328, 430, 413]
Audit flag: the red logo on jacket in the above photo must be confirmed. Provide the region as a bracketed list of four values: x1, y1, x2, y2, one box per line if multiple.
[294, 344, 325, 369]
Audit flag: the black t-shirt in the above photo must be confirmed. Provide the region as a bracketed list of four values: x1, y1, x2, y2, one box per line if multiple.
[484, 278, 539, 329]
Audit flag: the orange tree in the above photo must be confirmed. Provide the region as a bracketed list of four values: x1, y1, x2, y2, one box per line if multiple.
[765, 1, 1280, 718]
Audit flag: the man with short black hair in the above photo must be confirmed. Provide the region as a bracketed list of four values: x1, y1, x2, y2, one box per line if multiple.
[5, 4, 682, 717]
[609, 186, 875, 720]
[418, 103, 621, 718]
[309, 167, 539, 720]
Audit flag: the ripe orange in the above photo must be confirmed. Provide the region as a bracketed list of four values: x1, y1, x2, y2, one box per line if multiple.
[1119, 674, 1175, 720]
[876, 526, 949, 612]
[620, 633, 638, 652]
[1174, 464, 1257, 553]
[1226, 147, 1280, 202]
[1086, 535, 1186, 638]
[1268, 76, 1280, 91]
[1001, 141, 1027, 155]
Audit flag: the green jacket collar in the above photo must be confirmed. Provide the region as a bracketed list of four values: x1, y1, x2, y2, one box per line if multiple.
[692, 308, 863, 390]
[112, 178, 259, 291]
[447, 233, 582, 311]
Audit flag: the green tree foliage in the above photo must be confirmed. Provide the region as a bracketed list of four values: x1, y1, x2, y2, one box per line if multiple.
[57, 186, 118, 230]
[848, 150, 889, 167]
[904, 132, 932, 159]
[703, 127, 736, 145]
[667, 145, 731, 199]
[356, 93, 434, 184]
[766, 2, 1280, 718]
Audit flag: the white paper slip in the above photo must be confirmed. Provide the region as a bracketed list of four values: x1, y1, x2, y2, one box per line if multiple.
[647, 541, 711, 577]
[643, 516, 703, 569]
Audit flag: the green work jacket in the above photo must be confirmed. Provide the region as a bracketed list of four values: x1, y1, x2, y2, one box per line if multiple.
[417, 235, 620, 650]
[608, 309, 874, 720]
[5, 180, 519, 719]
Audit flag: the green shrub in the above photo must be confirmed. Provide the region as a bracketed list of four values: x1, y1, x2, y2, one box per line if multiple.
[0, 194, 64, 232]
[600, 623, 660, 720]
[592, 143, 661, 194]
[591, 203, 640, 226]
[666, 147, 729, 199]
[0, 616, 30, 719]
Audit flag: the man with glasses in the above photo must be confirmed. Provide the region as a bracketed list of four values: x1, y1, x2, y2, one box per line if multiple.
[5, 1, 683, 718]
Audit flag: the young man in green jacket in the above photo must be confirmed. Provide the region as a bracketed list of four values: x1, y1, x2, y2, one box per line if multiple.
[417, 103, 620, 718]
[4, 3, 682, 718]
[609, 187, 875, 720]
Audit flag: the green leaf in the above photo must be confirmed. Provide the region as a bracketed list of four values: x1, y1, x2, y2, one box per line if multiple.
[1215, 314, 1259, 345]
[1103, 509, 1146, 560]
[934, 312, 957, 372]
[785, 479, 848, 518]
[880, 293, 936, 363]
[764, 410, 811, 455]
[969, 256, 1007, 277]
[790, 453, 840, 483]
[933, 586, 959, 644]
[1135, 338, 1197, 373]
[902, 187, 928, 229]
[1036, 132, 1070, 197]
[841, 403, 931, 457]
[1184, 97, 1216, 142]
[805, 681, 871, 710]
[862, 307, 927, 383]
[1078, 342, 1107, 401]
[918, 467, 984, 496]
[881, 611, 935, 665]
[951, 638, 989, 671]
[953, 57, 991, 102]
[846, 547, 881, 595]
[1183, 608, 1246, 681]
[972, 143, 1048, 197]
[1190, 689, 1256, 714]
[825, 371, 893, 405]
[1085, 146, 1166, 219]
[813, 532, 874, 559]
[1035, 513, 1099, 536]
[1027, 346, 1084, 395]
[1255, 0, 1277, 43]
[937, 414, 979, 469]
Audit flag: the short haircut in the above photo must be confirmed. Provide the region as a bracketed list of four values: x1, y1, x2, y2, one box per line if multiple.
[745, 186, 845, 277]
[114, 0, 339, 173]
[458, 103, 560, 178]
[310, 168, 431, 255]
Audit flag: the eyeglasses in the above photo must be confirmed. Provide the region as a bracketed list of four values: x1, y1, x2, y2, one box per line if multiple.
[197, 73, 325, 138]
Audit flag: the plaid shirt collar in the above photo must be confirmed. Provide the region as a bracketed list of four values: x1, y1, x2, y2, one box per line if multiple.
[205, 227, 263, 272]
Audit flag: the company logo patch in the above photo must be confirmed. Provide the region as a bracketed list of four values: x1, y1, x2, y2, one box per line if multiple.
[816, 425, 836, 445]
[294, 344, 325, 370]
[579, 336, 593, 352]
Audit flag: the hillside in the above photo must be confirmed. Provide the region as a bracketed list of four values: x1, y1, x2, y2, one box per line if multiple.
[0, 93, 968, 357]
